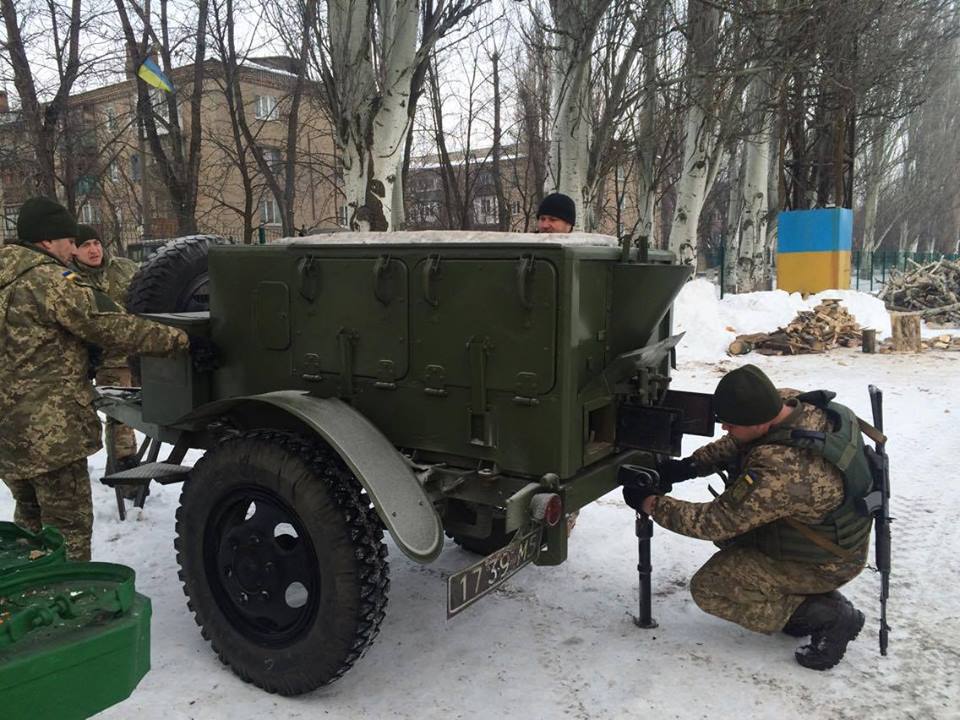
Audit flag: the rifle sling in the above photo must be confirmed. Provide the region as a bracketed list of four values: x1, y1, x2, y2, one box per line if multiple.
[857, 418, 887, 446]
[782, 518, 859, 561]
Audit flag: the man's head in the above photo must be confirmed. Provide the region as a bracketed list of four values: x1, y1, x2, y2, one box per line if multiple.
[73, 224, 104, 268]
[536, 192, 576, 234]
[713, 364, 784, 443]
[16, 197, 79, 264]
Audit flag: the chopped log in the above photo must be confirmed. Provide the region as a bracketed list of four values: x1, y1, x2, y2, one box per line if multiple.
[727, 300, 863, 356]
[890, 312, 922, 352]
[862, 328, 877, 353]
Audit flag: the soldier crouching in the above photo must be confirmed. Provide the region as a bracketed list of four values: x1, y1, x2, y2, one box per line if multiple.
[623, 364, 869, 670]
[0, 197, 190, 561]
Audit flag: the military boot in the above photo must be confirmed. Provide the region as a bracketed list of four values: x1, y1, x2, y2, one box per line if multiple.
[781, 591, 852, 637]
[792, 593, 865, 671]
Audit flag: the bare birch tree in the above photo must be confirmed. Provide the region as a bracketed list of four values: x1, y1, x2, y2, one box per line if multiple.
[312, 0, 490, 231]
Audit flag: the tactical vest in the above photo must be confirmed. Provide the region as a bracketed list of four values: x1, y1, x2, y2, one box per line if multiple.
[738, 391, 874, 564]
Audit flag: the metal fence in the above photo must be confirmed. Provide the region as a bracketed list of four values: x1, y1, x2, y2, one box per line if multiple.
[851, 251, 960, 292]
[697, 248, 960, 296]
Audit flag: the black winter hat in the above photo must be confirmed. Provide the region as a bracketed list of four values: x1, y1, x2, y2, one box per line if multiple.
[537, 192, 576, 227]
[76, 224, 100, 244]
[713, 364, 782, 426]
[17, 197, 79, 243]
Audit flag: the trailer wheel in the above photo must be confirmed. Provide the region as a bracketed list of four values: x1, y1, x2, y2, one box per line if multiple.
[175, 430, 389, 695]
[126, 234, 229, 314]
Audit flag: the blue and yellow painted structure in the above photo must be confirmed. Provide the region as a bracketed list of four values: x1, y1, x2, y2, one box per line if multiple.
[776, 208, 852, 294]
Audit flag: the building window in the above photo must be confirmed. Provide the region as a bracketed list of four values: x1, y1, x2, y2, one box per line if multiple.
[512, 201, 521, 215]
[262, 147, 283, 176]
[260, 197, 280, 225]
[108, 161, 120, 182]
[337, 204, 348, 227]
[131, 154, 141, 181]
[106, 107, 118, 132]
[79, 203, 101, 224]
[255, 94, 278, 121]
[473, 195, 497, 224]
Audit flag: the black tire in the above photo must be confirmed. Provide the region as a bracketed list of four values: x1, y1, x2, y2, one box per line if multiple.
[448, 517, 515, 556]
[126, 234, 229, 314]
[175, 430, 389, 695]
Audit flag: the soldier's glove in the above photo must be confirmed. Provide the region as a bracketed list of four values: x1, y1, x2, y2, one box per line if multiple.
[87, 344, 104, 380]
[189, 335, 219, 373]
[618, 464, 666, 513]
[657, 457, 699, 488]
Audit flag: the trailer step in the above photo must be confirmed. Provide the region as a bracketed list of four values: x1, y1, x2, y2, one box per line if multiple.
[100, 462, 191, 487]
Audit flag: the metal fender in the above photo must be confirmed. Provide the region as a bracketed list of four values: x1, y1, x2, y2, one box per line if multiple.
[182, 391, 443, 563]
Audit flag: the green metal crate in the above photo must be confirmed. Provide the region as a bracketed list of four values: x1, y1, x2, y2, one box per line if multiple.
[0, 523, 66, 577]
[0, 562, 151, 720]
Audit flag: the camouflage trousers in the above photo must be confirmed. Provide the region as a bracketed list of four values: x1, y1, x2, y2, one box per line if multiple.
[689, 545, 865, 634]
[95, 365, 138, 460]
[2, 458, 92, 562]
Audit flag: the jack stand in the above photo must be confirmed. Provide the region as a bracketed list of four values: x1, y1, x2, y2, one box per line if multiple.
[634, 511, 658, 629]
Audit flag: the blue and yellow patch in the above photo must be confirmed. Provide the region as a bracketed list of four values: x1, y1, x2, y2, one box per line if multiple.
[62, 270, 79, 281]
[726, 470, 759, 506]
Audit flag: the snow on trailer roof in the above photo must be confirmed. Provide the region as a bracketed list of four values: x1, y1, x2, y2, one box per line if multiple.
[280, 230, 621, 247]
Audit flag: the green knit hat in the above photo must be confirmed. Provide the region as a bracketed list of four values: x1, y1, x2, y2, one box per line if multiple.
[713, 364, 782, 426]
[17, 197, 79, 243]
[76, 224, 100, 245]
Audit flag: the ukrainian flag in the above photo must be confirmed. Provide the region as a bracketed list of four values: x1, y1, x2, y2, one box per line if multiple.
[137, 58, 174, 93]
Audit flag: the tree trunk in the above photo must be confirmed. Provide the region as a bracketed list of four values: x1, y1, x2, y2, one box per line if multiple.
[546, 0, 612, 231]
[668, 0, 720, 262]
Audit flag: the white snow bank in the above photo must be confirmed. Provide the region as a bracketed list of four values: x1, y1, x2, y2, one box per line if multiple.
[675, 279, 895, 362]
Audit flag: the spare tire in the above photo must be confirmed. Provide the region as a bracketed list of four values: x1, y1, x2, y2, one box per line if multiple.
[126, 234, 230, 314]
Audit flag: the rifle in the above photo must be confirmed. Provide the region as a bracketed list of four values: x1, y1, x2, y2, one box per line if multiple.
[858, 385, 892, 655]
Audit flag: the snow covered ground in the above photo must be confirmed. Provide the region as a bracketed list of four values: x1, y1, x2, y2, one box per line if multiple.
[3, 281, 959, 719]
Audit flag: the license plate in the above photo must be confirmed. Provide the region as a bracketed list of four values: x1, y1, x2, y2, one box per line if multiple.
[447, 528, 542, 618]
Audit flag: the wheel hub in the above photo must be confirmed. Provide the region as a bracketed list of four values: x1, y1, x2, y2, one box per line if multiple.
[207, 488, 320, 644]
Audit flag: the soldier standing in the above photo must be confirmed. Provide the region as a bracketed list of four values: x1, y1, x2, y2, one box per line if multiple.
[622, 364, 869, 670]
[0, 197, 190, 561]
[71, 224, 140, 471]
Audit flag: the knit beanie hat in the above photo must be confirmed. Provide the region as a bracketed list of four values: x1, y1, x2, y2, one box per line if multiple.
[713, 364, 783, 426]
[17, 197, 79, 243]
[76, 224, 100, 245]
[537, 193, 576, 226]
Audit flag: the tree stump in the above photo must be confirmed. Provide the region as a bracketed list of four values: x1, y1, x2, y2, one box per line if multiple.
[890, 312, 922, 352]
[862, 328, 877, 353]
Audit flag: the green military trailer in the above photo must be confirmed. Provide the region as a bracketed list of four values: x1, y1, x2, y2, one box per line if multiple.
[96, 231, 714, 696]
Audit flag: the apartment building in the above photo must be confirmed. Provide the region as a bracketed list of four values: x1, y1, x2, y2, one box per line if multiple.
[0, 57, 342, 248]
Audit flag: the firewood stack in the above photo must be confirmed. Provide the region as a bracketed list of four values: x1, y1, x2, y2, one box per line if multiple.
[728, 300, 862, 355]
[880, 258, 960, 325]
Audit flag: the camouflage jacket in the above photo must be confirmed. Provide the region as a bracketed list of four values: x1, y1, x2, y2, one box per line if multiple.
[71, 255, 138, 306]
[70, 255, 140, 369]
[654, 389, 862, 555]
[0, 244, 188, 480]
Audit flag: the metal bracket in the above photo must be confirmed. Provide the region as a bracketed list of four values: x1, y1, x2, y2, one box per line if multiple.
[297, 255, 321, 302]
[422, 253, 442, 307]
[468, 337, 495, 446]
[337, 328, 359, 397]
[373, 254, 396, 305]
[516, 253, 536, 310]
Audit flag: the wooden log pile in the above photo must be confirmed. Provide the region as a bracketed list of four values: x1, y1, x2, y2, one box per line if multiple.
[880, 258, 960, 325]
[728, 300, 862, 355]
